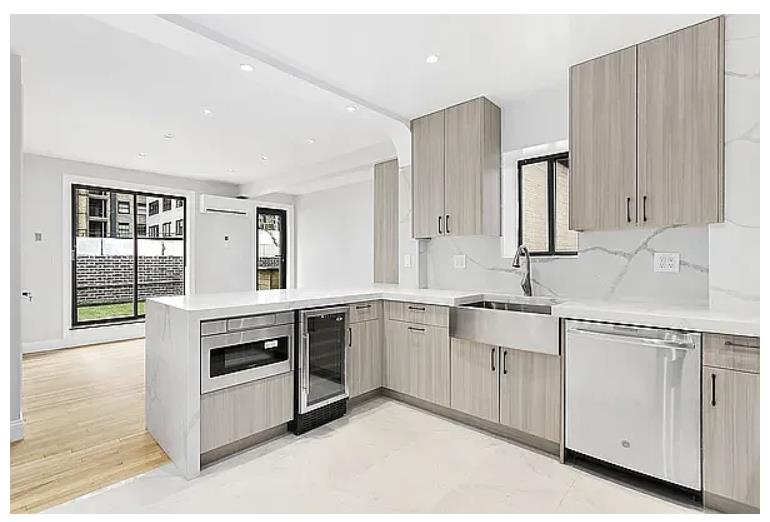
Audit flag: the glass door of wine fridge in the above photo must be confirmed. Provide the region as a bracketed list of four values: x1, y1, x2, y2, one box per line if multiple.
[299, 307, 349, 413]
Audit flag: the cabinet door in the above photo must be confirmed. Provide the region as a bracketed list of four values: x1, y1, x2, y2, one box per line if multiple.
[411, 111, 445, 239]
[383, 320, 413, 395]
[703, 366, 760, 508]
[373, 160, 399, 283]
[444, 98, 482, 236]
[569, 46, 638, 231]
[499, 349, 561, 442]
[638, 17, 724, 226]
[450, 338, 499, 423]
[348, 319, 382, 398]
[409, 324, 450, 407]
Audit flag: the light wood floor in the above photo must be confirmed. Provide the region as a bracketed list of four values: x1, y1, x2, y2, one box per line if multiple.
[10, 339, 169, 513]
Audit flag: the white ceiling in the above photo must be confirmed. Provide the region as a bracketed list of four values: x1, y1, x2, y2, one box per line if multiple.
[11, 13, 712, 193]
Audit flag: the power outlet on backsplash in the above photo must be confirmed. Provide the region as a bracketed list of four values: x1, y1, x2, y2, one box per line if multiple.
[453, 255, 466, 269]
[653, 252, 680, 273]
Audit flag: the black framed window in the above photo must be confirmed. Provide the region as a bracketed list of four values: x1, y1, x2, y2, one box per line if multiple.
[163, 198, 172, 211]
[71, 184, 186, 327]
[176, 199, 184, 208]
[518, 152, 578, 256]
[175, 219, 184, 235]
[149, 200, 159, 216]
[257, 207, 287, 290]
[162, 222, 171, 238]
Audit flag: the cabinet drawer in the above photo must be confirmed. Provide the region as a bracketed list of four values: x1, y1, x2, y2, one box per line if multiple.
[385, 301, 449, 327]
[704, 334, 760, 374]
[200, 372, 293, 453]
[348, 301, 381, 324]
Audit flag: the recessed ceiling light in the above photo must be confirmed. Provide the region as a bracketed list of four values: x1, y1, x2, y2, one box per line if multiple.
[240, 63, 254, 72]
[305, 138, 315, 145]
[163, 132, 175, 140]
[425, 54, 440, 64]
[138, 152, 147, 158]
[201, 107, 213, 117]
[260, 155, 269, 161]
[345, 105, 357, 113]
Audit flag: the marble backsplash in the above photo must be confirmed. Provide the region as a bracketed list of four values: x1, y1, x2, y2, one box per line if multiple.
[426, 225, 710, 305]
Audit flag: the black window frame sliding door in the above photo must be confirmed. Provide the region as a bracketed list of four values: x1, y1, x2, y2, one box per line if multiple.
[70, 183, 187, 328]
[256, 206, 288, 290]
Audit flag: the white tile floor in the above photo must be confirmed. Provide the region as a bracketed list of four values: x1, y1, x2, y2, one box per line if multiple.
[48, 397, 700, 514]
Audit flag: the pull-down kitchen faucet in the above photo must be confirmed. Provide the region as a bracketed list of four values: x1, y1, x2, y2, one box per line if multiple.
[512, 245, 532, 297]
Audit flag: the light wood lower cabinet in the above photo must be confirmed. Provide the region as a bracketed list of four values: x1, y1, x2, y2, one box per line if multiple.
[200, 372, 293, 453]
[348, 318, 382, 398]
[384, 319, 450, 407]
[450, 338, 499, 423]
[703, 365, 760, 510]
[499, 348, 560, 443]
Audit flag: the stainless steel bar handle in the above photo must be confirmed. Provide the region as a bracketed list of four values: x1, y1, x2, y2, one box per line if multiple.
[407, 326, 425, 334]
[408, 305, 426, 312]
[348, 327, 352, 347]
[642, 195, 648, 222]
[569, 327, 696, 350]
[355, 304, 371, 310]
[503, 350, 508, 375]
[711, 373, 716, 407]
[438, 215, 443, 235]
[491, 348, 496, 372]
[626, 197, 631, 223]
[302, 333, 310, 391]
[446, 214, 451, 234]
[724, 340, 757, 349]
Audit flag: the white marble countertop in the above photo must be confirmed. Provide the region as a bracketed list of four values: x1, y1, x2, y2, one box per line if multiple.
[149, 286, 759, 337]
[550, 300, 760, 337]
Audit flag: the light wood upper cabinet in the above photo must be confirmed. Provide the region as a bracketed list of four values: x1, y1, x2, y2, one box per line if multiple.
[703, 366, 760, 509]
[348, 319, 382, 398]
[411, 97, 501, 239]
[499, 349, 560, 443]
[569, 46, 638, 231]
[569, 17, 724, 231]
[373, 160, 399, 284]
[637, 17, 724, 226]
[450, 338, 499, 423]
[411, 110, 445, 239]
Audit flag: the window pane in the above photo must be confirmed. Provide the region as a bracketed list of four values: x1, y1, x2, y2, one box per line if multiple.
[555, 158, 578, 252]
[257, 209, 285, 290]
[520, 161, 549, 252]
[74, 188, 135, 322]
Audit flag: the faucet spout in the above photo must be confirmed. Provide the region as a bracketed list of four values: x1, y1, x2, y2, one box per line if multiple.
[512, 245, 533, 297]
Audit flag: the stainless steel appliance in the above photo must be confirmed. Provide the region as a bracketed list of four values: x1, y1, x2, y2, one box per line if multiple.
[200, 312, 294, 393]
[292, 306, 349, 434]
[565, 320, 701, 490]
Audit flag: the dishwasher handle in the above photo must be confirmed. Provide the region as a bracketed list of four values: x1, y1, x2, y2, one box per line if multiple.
[568, 325, 698, 351]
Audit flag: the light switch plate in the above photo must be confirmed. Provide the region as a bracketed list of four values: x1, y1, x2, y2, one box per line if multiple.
[403, 254, 412, 268]
[454, 254, 466, 269]
[653, 252, 680, 273]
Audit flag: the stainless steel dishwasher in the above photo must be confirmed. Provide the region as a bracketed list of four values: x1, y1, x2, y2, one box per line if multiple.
[565, 320, 701, 491]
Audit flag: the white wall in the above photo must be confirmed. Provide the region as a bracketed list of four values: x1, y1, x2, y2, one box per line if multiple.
[20, 154, 239, 352]
[11, 54, 24, 440]
[708, 14, 760, 313]
[295, 179, 373, 289]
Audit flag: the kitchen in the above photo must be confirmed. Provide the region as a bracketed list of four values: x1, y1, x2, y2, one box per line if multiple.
[9, 11, 761, 515]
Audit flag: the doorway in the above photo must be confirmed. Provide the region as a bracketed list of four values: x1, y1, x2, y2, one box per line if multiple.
[256, 207, 287, 290]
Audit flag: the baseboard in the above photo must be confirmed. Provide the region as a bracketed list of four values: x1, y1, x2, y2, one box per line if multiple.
[23, 326, 145, 355]
[10, 417, 24, 442]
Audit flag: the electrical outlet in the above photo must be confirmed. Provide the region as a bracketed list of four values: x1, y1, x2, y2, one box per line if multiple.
[403, 254, 412, 268]
[653, 252, 680, 273]
[453, 254, 466, 269]
[34, 232, 42, 241]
